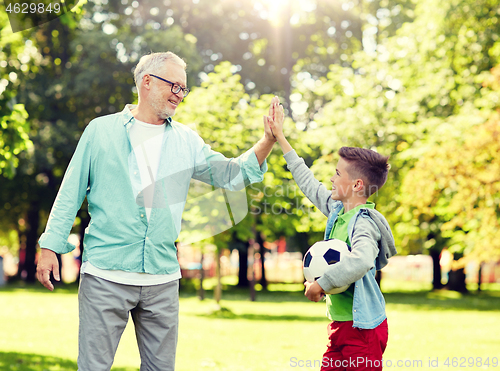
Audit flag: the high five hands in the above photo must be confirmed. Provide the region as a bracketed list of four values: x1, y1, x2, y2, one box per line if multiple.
[264, 96, 292, 154]
[263, 96, 285, 142]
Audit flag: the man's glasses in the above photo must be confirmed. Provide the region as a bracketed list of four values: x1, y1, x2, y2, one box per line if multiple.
[149, 74, 190, 98]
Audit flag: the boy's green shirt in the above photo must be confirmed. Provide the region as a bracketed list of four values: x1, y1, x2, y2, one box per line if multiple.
[326, 202, 375, 321]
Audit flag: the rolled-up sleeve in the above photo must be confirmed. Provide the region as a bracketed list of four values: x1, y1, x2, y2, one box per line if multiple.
[38, 124, 93, 254]
[237, 147, 268, 183]
[192, 136, 267, 190]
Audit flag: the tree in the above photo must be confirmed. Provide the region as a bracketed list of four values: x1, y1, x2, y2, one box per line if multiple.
[0, 10, 86, 282]
[401, 65, 500, 267]
[91, 0, 408, 107]
[0, 12, 32, 179]
[278, 0, 500, 291]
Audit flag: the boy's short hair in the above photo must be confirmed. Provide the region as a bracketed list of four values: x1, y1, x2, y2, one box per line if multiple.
[339, 147, 390, 197]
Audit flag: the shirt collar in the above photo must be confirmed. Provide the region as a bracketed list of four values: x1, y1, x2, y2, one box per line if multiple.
[121, 104, 172, 128]
[338, 201, 375, 222]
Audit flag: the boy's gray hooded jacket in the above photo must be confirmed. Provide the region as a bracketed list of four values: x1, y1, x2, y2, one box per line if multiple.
[284, 150, 397, 329]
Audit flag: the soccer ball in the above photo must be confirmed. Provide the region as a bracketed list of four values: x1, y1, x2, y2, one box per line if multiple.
[303, 239, 351, 295]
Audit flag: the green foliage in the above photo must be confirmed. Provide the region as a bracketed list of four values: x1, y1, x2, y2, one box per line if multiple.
[0, 12, 32, 179]
[0, 230, 19, 256]
[288, 0, 500, 259]
[392, 0, 500, 259]
[401, 104, 500, 262]
[0, 95, 31, 178]
[82, 0, 407, 101]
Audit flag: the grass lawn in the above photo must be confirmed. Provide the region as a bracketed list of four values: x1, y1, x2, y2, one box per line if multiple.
[0, 278, 499, 371]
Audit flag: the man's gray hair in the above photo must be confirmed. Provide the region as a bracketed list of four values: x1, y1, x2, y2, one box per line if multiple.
[134, 52, 187, 90]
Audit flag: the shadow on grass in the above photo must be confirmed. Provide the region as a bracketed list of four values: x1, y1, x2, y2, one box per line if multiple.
[182, 291, 310, 303]
[4, 280, 500, 312]
[183, 283, 500, 313]
[0, 352, 137, 371]
[180, 283, 310, 304]
[194, 306, 327, 321]
[385, 289, 500, 312]
[0, 281, 79, 295]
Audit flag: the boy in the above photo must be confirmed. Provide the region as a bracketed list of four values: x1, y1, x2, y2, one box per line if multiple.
[266, 106, 396, 371]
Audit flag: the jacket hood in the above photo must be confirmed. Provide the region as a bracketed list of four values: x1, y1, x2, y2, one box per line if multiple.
[362, 208, 397, 270]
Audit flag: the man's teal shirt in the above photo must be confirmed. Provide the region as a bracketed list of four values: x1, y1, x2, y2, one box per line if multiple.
[39, 105, 267, 275]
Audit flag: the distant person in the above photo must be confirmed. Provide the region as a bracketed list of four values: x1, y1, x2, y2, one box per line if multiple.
[36, 51, 280, 371]
[267, 105, 396, 371]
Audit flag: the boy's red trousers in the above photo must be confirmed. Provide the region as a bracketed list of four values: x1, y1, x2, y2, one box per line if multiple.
[320, 319, 388, 371]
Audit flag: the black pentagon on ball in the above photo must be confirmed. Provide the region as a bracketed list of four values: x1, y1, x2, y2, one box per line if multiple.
[303, 251, 313, 268]
[323, 249, 341, 265]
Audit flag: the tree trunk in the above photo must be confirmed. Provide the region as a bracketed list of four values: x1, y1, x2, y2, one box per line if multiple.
[78, 207, 90, 259]
[214, 248, 222, 305]
[477, 263, 482, 292]
[447, 268, 468, 293]
[446, 253, 468, 293]
[282, 1, 293, 114]
[248, 244, 256, 302]
[256, 232, 267, 290]
[236, 243, 249, 288]
[429, 248, 443, 290]
[198, 252, 205, 301]
[16, 240, 26, 281]
[75, 207, 90, 283]
[24, 200, 40, 283]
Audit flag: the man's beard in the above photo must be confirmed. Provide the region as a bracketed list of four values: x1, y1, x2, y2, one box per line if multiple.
[150, 90, 175, 119]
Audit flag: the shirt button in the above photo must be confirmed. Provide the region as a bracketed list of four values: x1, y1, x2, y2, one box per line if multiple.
[354, 310, 357, 312]
[141, 214, 144, 217]
[146, 237, 149, 240]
